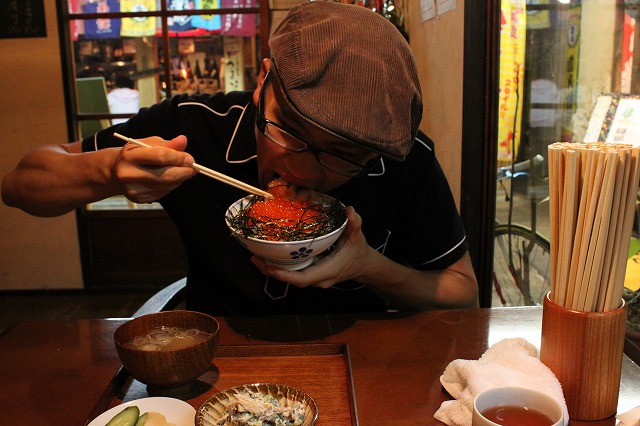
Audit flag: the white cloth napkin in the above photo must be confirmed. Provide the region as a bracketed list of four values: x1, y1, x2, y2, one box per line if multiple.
[617, 405, 640, 426]
[434, 337, 569, 426]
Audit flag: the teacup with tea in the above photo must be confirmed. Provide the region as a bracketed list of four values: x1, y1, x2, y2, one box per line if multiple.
[472, 386, 564, 426]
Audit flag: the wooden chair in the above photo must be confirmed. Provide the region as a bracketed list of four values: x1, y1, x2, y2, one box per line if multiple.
[132, 277, 187, 317]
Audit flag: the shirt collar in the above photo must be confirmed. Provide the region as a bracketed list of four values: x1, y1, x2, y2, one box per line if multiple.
[226, 100, 258, 163]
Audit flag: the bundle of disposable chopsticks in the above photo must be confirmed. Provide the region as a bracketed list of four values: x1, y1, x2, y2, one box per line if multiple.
[549, 142, 640, 312]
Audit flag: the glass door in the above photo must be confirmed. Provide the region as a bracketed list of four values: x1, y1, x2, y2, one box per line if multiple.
[491, 0, 640, 311]
[56, 0, 265, 289]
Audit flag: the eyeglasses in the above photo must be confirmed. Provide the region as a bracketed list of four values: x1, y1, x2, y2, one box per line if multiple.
[256, 72, 379, 178]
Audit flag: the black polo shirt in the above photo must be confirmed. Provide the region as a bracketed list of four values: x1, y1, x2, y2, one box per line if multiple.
[83, 90, 468, 315]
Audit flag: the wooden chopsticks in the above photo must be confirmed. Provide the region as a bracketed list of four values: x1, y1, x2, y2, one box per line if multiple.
[113, 133, 273, 199]
[549, 142, 640, 312]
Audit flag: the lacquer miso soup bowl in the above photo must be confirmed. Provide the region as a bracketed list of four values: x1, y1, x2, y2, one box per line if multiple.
[226, 194, 348, 271]
[113, 310, 219, 393]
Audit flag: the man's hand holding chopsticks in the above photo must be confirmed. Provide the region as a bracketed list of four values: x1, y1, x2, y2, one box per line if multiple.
[114, 135, 197, 204]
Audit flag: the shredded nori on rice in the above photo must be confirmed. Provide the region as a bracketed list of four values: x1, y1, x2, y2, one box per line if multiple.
[227, 195, 346, 242]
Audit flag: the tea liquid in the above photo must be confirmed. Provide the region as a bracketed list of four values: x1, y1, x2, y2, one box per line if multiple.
[481, 405, 554, 426]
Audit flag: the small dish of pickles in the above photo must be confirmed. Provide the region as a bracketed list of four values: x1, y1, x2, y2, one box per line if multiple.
[87, 397, 195, 426]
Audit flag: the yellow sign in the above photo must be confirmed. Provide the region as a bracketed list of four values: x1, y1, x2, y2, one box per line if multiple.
[560, 6, 581, 139]
[497, 0, 526, 166]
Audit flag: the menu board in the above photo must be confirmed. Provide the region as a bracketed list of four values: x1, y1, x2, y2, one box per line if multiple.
[584, 93, 640, 146]
[0, 0, 46, 39]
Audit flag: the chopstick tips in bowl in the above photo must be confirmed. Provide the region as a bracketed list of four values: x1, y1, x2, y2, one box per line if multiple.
[113, 133, 273, 199]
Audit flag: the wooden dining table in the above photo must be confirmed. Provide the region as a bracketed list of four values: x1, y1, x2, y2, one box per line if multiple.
[1, 307, 638, 426]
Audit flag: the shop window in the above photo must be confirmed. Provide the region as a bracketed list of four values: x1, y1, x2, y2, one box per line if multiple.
[490, 0, 640, 310]
[61, 0, 265, 139]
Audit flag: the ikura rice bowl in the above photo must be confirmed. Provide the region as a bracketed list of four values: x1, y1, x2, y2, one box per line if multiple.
[225, 180, 348, 270]
[226, 179, 346, 242]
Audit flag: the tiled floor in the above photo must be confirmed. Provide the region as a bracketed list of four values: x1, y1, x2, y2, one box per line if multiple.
[0, 289, 156, 335]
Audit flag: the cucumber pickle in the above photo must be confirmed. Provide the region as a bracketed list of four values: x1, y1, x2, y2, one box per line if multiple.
[105, 406, 141, 426]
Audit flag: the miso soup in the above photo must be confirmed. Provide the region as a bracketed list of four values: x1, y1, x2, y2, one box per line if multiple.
[124, 326, 212, 351]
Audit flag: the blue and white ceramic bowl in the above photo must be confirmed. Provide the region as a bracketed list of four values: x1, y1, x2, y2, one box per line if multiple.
[225, 195, 347, 271]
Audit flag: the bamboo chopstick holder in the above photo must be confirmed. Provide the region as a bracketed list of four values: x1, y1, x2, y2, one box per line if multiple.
[542, 143, 634, 422]
[113, 133, 273, 199]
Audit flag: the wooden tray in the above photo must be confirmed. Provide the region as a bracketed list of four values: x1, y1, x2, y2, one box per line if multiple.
[88, 343, 358, 426]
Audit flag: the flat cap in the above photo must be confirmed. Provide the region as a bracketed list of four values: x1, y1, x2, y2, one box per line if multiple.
[268, 1, 422, 161]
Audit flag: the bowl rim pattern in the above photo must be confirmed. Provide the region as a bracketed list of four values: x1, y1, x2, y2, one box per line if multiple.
[225, 195, 347, 245]
[195, 382, 319, 426]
